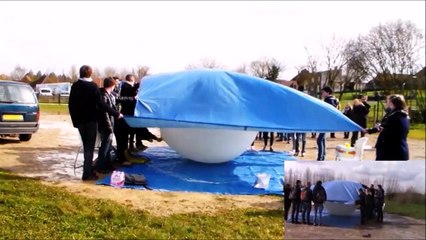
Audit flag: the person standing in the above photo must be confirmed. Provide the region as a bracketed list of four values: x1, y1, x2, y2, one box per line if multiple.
[290, 180, 302, 224]
[301, 181, 313, 225]
[350, 99, 369, 147]
[343, 103, 352, 139]
[94, 77, 119, 173]
[358, 188, 367, 224]
[375, 185, 385, 223]
[69, 65, 122, 180]
[365, 94, 410, 160]
[317, 86, 339, 161]
[284, 183, 292, 222]
[312, 180, 327, 226]
[262, 132, 274, 152]
[293, 133, 306, 157]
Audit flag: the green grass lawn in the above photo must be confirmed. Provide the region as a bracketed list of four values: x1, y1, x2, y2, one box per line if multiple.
[408, 123, 426, 140]
[385, 200, 425, 220]
[0, 171, 283, 239]
[39, 103, 69, 115]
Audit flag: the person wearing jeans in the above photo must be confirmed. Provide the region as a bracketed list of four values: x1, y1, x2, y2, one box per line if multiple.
[95, 77, 118, 173]
[312, 181, 327, 226]
[301, 182, 313, 224]
[316, 133, 326, 161]
[294, 133, 307, 157]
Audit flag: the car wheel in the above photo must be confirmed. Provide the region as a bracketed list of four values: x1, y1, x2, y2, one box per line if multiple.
[19, 134, 32, 142]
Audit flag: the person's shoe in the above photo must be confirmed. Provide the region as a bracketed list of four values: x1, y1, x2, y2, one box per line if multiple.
[293, 152, 299, 156]
[262, 146, 266, 151]
[301, 152, 305, 157]
[269, 147, 274, 152]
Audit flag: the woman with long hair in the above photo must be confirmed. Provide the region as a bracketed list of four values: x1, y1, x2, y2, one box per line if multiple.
[365, 94, 409, 160]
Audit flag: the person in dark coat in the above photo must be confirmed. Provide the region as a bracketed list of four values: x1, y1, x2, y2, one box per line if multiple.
[94, 77, 118, 173]
[375, 185, 385, 223]
[284, 183, 292, 222]
[350, 99, 369, 146]
[69, 65, 122, 180]
[342, 103, 352, 139]
[290, 180, 302, 224]
[312, 180, 327, 226]
[301, 181, 313, 225]
[365, 94, 409, 160]
[366, 188, 375, 220]
[357, 188, 367, 224]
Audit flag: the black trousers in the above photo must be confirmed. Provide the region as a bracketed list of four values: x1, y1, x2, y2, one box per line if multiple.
[263, 132, 274, 147]
[78, 121, 98, 179]
[284, 199, 292, 221]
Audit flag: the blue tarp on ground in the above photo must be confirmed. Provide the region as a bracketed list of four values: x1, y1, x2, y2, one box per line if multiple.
[97, 147, 290, 195]
[126, 69, 362, 133]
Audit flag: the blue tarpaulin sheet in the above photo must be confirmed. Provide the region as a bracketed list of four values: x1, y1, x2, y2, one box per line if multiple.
[126, 69, 362, 133]
[97, 147, 290, 195]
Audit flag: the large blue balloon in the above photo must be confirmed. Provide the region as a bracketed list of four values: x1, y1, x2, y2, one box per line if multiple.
[125, 69, 362, 132]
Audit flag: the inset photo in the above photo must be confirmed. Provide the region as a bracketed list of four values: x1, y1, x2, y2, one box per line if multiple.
[284, 161, 425, 239]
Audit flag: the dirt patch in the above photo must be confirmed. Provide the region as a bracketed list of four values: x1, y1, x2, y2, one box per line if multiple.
[0, 114, 282, 216]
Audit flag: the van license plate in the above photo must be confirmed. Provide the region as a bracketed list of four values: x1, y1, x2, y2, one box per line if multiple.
[2, 114, 24, 121]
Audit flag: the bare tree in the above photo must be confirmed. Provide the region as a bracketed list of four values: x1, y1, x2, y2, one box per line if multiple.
[344, 20, 424, 91]
[249, 57, 284, 82]
[132, 65, 150, 80]
[322, 34, 349, 92]
[298, 47, 320, 97]
[186, 58, 226, 70]
[10, 65, 27, 81]
[104, 66, 117, 77]
[234, 64, 248, 74]
[69, 65, 78, 82]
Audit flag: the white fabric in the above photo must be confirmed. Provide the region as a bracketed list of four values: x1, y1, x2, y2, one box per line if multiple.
[254, 173, 271, 189]
[161, 128, 257, 163]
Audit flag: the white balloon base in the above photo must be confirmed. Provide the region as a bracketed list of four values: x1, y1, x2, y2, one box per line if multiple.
[160, 128, 258, 163]
[324, 201, 357, 216]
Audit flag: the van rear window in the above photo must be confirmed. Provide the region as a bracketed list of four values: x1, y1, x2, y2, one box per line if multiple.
[0, 84, 37, 104]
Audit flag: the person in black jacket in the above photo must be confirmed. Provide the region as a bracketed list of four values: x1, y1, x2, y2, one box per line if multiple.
[365, 94, 409, 160]
[94, 77, 118, 173]
[357, 188, 367, 224]
[350, 99, 369, 146]
[312, 180, 327, 226]
[284, 183, 292, 222]
[342, 103, 352, 139]
[301, 181, 313, 225]
[290, 180, 302, 224]
[375, 185, 385, 223]
[69, 65, 122, 180]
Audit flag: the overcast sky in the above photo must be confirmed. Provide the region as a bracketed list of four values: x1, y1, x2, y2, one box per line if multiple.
[285, 161, 426, 193]
[0, 1, 424, 79]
